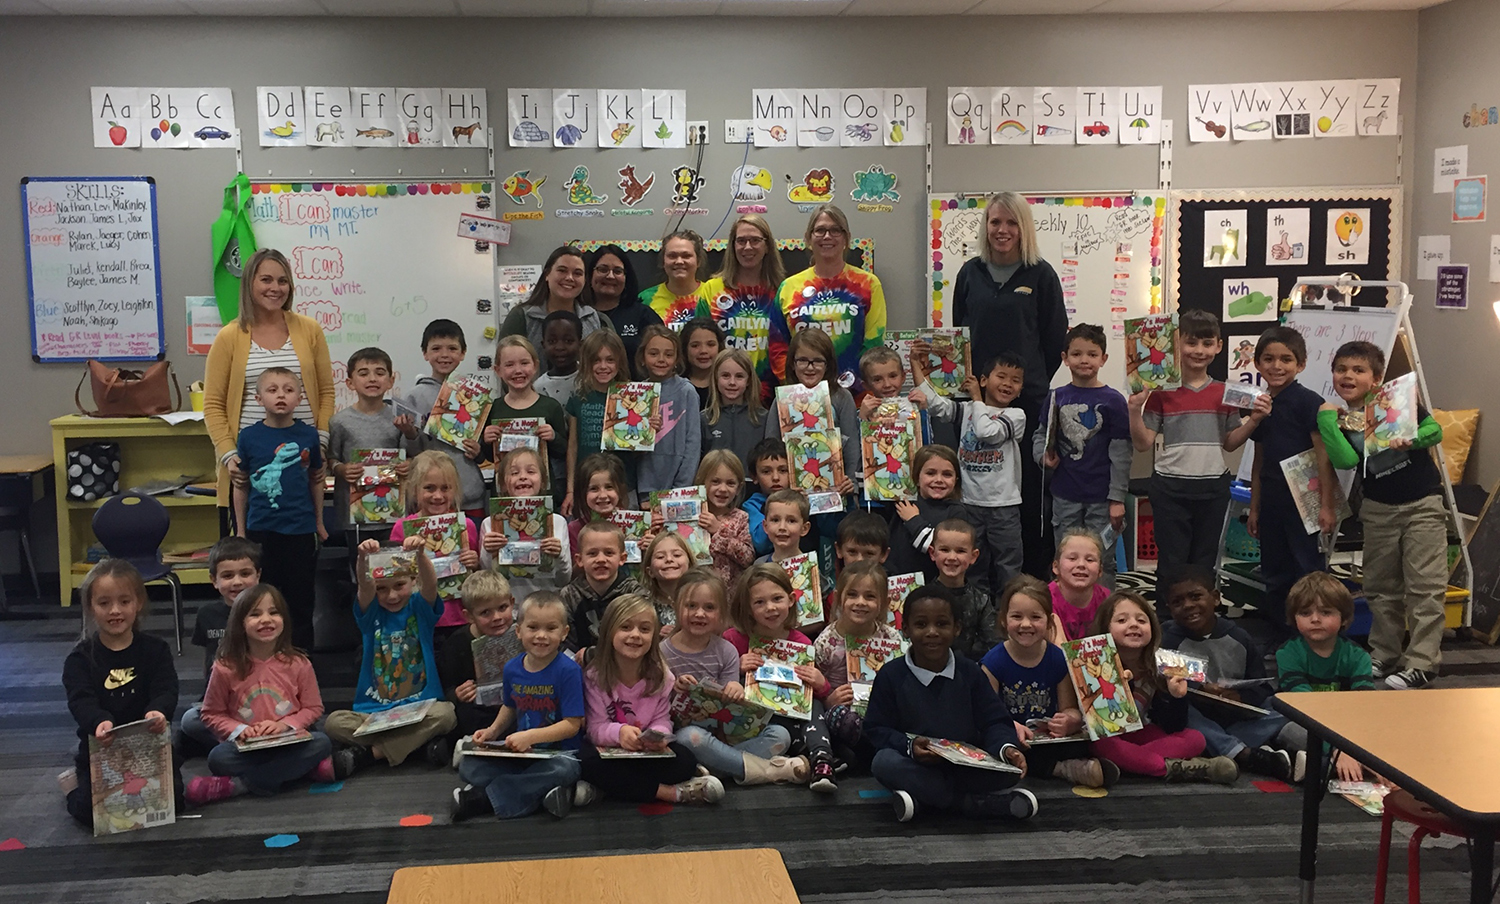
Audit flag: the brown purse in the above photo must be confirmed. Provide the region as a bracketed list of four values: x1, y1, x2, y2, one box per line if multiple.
[74, 360, 182, 417]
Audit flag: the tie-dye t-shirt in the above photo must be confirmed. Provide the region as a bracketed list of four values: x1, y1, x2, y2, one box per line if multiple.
[641, 283, 712, 331]
[696, 278, 790, 395]
[777, 265, 887, 396]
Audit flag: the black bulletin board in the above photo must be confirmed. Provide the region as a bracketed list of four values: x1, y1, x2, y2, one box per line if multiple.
[1170, 187, 1402, 381]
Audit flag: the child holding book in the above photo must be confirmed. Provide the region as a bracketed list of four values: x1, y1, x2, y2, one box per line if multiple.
[756, 489, 812, 566]
[835, 511, 890, 568]
[451, 591, 585, 821]
[484, 336, 568, 508]
[1035, 324, 1131, 587]
[858, 345, 930, 446]
[1048, 528, 1111, 643]
[234, 366, 325, 650]
[926, 519, 990, 660]
[644, 531, 693, 631]
[980, 575, 1112, 788]
[1318, 341, 1446, 689]
[534, 310, 582, 408]
[62, 560, 185, 827]
[389, 450, 482, 636]
[863, 585, 1035, 823]
[887, 445, 968, 581]
[634, 324, 702, 494]
[813, 561, 905, 765]
[328, 347, 413, 538]
[563, 522, 648, 652]
[680, 317, 726, 410]
[399, 319, 488, 521]
[480, 447, 570, 604]
[325, 539, 459, 777]
[568, 453, 631, 552]
[572, 595, 723, 808]
[664, 569, 806, 785]
[438, 571, 521, 742]
[697, 450, 755, 586]
[565, 330, 636, 515]
[701, 349, 765, 474]
[180, 537, 261, 758]
[1088, 592, 1236, 784]
[189, 584, 334, 805]
[764, 328, 860, 490]
[743, 439, 790, 557]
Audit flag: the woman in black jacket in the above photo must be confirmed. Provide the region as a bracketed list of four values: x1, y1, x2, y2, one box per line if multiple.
[587, 244, 663, 378]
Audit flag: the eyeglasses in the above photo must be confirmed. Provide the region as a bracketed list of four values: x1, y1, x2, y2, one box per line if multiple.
[734, 236, 766, 247]
[811, 227, 845, 237]
[794, 357, 826, 370]
[594, 267, 626, 277]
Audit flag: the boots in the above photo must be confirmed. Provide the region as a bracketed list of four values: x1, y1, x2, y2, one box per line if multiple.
[1164, 756, 1239, 785]
[737, 754, 811, 786]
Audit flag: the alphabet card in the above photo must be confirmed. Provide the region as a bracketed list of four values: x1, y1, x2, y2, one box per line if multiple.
[990, 87, 1032, 146]
[1356, 79, 1400, 136]
[92, 88, 141, 148]
[1223, 277, 1280, 325]
[304, 87, 352, 147]
[1203, 209, 1247, 268]
[1118, 87, 1162, 145]
[1032, 87, 1074, 145]
[508, 88, 551, 148]
[947, 87, 992, 145]
[552, 89, 593, 148]
[1264, 208, 1311, 266]
[349, 88, 399, 147]
[753, 88, 797, 148]
[442, 88, 488, 148]
[839, 89, 884, 147]
[397, 88, 444, 147]
[258, 86, 305, 146]
[1228, 84, 1274, 141]
[1075, 87, 1119, 145]
[1270, 81, 1315, 139]
[797, 89, 838, 147]
[883, 88, 925, 147]
[1187, 84, 1232, 142]
[1314, 80, 1357, 138]
[138, 88, 204, 149]
[1325, 208, 1370, 266]
[598, 89, 642, 149]
[642, 89, 686, 149]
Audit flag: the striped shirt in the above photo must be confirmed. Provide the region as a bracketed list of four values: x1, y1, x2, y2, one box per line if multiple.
[1142, 380, 1241, 479]
[239, 339, 314, 431]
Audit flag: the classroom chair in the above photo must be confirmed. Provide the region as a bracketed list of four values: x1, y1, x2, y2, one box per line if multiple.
[1373, 788, 1479, 904]
[89, 491, 184, 654]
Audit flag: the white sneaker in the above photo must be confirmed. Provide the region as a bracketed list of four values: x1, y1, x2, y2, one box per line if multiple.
[673, 775, 725, 805]
[892, 790, 917, 823]
[573, 779, 601, 807]
[57, 767, 77, 794]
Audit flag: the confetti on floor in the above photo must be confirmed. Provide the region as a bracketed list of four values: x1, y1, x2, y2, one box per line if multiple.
[399, 814, 434, 827]
[1254, 780, 1294, 793]
[0, 838, 25, 851]
[263, 834, 300, 848]
[1072, 786, 1109, 798]
[309, 781, 344, 794]
[637, 802, 673, 816]
[858, 789, 892, 799]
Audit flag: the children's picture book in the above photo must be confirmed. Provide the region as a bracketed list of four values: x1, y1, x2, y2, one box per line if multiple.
[911, 735, 1023, 774]
[349, 448, 404, 524]
[1062, 634, 1144, 741]
[425, 374, 493, 449]
[472, 631, 523, 707]
[667, 520, 713, 567]
[886, 572, 924, 630]
[352, 698, 435, 737]
[88, 718, 175, 836]
[1155, 648, 1208, 683]
[1022, 719, 1087, 745]
[779, 552, 824, 627]
[1363, 372, 1418, 457]
[845, 633, 908, 683]
[669, 680, 775, 745]
[488, 496, 554, 568]
[491, 417, 544, 454]
[597, 747, 676, 760]
[1187, 688, 1273, 719]
[850, 680, 873, 717]
[1123, 314, 1181, 393]
[744, 636, 814, 720]
[1042, 391, 1060, 462]
[915, 327, 973, 398]
[776, 382, 847, 515]
[1329, 780, 1390, 816]
[1280, 450, 1353, 535]
[233, 727, 314, 753]
[608, 510, 651, 563]
[647, 486, 706, 517]
[601, 381, 661, 451]
[458, 739, 572, 759]
[367, 549, 416, 580]
[883, 329, 922, 393]
[861, 401, 920, 502]
[1221, 382, 1267, 411]
[754, 662, 801, 686]
[409, 511, 470, 598]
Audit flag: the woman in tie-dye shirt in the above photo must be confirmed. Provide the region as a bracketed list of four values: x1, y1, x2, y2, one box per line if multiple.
[640, 230, 713, 331]
[776, 205, 886, 397]
[698, 215, 791, 405]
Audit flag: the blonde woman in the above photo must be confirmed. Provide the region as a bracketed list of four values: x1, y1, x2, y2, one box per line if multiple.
[699, 215, 791, 403]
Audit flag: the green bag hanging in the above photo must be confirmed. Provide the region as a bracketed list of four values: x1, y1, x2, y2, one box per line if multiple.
[210, 171, 256, 326]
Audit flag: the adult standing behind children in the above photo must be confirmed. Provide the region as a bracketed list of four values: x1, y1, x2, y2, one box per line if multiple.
[587, 245, 661, 376]
[641, 231, 713, 331]
[499, 246, 614, 352]
[204, 248, 334, 532]
[950, 193, 1068, 579]
[699, 215, 791, 403]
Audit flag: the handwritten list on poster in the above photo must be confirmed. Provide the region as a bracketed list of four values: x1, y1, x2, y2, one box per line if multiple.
[22, 177, 163, 362]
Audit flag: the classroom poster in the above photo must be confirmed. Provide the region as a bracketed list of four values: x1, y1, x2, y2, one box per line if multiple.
[1222, 277, 1280, 324]
[1355, 79, 1400, 136]
[1270, 81, 1315, 139]
[1203, 209, 1247, 268]
[1313, 80, 1357, 137]
[1118, 87, 1162, 145]
[1265, 208, 1310, 265]
[397, 88, 444, 147]
[507, 88, 551, 148]
[1325, 209, 1371, 266]
[598, 89, 643, 149]
[1434, 145, 1467, 193]
[753, 88, 796, 147]
[883, 88, 925, 147]
[304, 87, 353, 147]
[797, 89, 839, 147]
[185, 295, 221, 355]
[91, 88, 141, 148]
[839, 89, 883, 147]
[552, 89, 593, 148]
[136, 88, 202, 149]
[258, 86, 305, 146]
[1417, 235, 1450, 280]
[1454, 176, 1487, 223]
[1436, 264, 1469, 310]
[1075, 87, 1119, 145]
[990, 87, 1032, 145]
[1187, 84, 1232, 142]
[947, 87, 991, 145]
[1228, 84, 1274, 141]
[348, 88, 399, 147]
[1032, 87, 1074, 144]
[641, 89, 686, 149]
[442, 88, 488, 148]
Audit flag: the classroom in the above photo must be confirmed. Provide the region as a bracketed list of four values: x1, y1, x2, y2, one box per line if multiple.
[3, 1, 1500, 902]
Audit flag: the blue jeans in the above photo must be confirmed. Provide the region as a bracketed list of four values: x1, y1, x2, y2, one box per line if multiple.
[871, 747, 1018, 812]
[1185, 704, 1287, 759]
[179, 706, 218, 753]
[675, 723, 792, 780]
[1051, 497, 1118, 587]
[458, 753, 581, 819]
[207, 731, 333, 795]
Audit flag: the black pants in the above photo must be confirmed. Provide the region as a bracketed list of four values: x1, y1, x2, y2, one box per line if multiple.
[579, 741, 700, 802]
[1019, 405, 1054, 580]
[1020, 738, 1093, 777]
[67, 748, 186, 829]
[246, 530, 319, 650]
[1149, 474, 1232, 610]
[450, 701, 500, 741]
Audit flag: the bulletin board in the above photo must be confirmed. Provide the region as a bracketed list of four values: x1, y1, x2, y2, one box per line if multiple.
[1170, 186, 1402, 383]
[927, 191, 1167, 391]
[571, 237, 873, 289]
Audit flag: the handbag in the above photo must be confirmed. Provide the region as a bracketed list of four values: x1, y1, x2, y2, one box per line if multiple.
[74, 360, 182, 417]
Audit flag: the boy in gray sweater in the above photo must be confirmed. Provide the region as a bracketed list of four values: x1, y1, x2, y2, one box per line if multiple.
[399, 320, 489, 519]
[328, 347, 413, 537]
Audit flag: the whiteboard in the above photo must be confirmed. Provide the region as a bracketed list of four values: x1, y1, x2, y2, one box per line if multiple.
[22, 176, 164, 362]
[1282, 305, 1401, 405]
[249, 181, 495, 409]
[927, 191, 1167, 391]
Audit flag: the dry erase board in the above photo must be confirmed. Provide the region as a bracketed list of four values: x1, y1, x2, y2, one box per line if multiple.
[22, 176, 164, 362]
[1281, 305, 1402, 405]
[571, 237, 873, 290]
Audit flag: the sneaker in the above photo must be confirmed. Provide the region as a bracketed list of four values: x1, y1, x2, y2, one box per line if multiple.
[809, 760, 838, 794]
[892, 789, 918, 823]
[1164, 756, 1239, 785]
[333, 744, 376, 780]
[573, 780, 600, 808]
[1051, 758, 1105, 788]
[673, 775, 725, 805]
[1293, 750, 1308, 783]
[450, 784, 490, 823]
[425, 737, 453, 768]
[695, 764, 711, 777]
[1240, 746, 1292, 781]
[1369, 659, 1388, 680]
[543, 784, 573, 818]
[1385, 668, 1435, 690]
[311, 756, 336, 784]
[185, 775, 244, 807]
[57, 767, 78, 795]
[1099, 758, 1121, 788]
[961, 787, 1038, 820]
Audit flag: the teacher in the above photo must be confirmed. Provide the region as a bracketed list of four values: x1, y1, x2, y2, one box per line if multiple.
[951, 191, 1068, 578]
[499, 245, 613, 350]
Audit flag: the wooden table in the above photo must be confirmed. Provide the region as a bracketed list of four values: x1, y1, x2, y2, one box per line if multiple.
[387, 848, 800, 904]
[1274, 689, 1500, 904]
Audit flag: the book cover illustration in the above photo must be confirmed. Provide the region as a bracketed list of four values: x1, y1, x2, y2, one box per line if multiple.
[597, 747, 676, 759]
[410, 512, 470, 598]
[850, 681, 873, 717]
[487, 496, 554, 568]
[1123, 314, 1181, 393]
[352, 698, 435, 737]
[1221, 382, 1267, 411]
[914, 735, 1022, 774]
[233, 727, 313, 753]
[647, 486, 707, 519]
[668, 520, 713, 567]
[1280, 450, 1352, 535]
[601, 381, 660, 451]
[882, 329, 922, 393]
[779, 552, 824, 627]
[459, 739, 571, 759]
[472, 631, 523, 707]
[744, 636, 814, 720]
[776, 382, 847, 515]
[88, 718, 175, 836]
[349, 448, 404, 524]
[1363, 372, 1418, 457]
[491, 417, 545, 455]
[425, 374, 493, 449]
[845, 633, 907, 683]
[915, 327, 972, 398]
[1062, 634, 1144, 741]
[886, 572, 924, 630]
[367, 550, 416, 580]
[608, 510, 651, 563]
[669, 680, 775, 745]
[860, 401, 919, 502]
[1155, 648, 1208, 683]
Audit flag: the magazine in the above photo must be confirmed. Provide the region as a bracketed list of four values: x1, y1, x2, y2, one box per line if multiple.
[352, 698, 435, 737]
[1062, 634, 1144, 741]
[744, 636, 814, 720]
[1155, 648, 1208, 683]
[472, 631, 523, 707]
[886, 572, 924, 630]
[608, 510, 651, 563]
[458, 738, 572, 759]
[1123, 314, 1181, 393]
[488, 496, 554, 568]
[88, 718, 175, 836]
[409, 512, 470, 599]
[1280, 449, 1353, 535]
[349, 448, 404, 525]
[668, 680, 774, 745]
[911, 735, 1023, 774]
[776, 382, 847, 515]
[1363, 372, 1418, 457]
[234, 727, 314, 753]
[424, 374, 493, 449]
[845, 633, 907, 683]
[915, 327, 973, 398]
[601, 381, 661, 451]
[779, 552, 824, 627]
[367, 549, 416, 580]
[861, 401, 920, 502]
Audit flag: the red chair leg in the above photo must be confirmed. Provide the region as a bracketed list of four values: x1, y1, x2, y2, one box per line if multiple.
[1407, 827, 1430, 904]
[1375, 805, 1395, 904]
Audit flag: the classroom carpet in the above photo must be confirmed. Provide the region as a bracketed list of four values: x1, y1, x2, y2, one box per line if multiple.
[4, 576, 1498, 904]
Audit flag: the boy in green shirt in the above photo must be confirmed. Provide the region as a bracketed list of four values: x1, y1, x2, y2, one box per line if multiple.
[1276, 572, 1374, 781]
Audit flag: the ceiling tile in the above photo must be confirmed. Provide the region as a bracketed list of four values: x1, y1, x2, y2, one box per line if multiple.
[1331, 0, 1444, 8]
[843, 0, 980, 13]
[1089, 0, 1226, 10]
[0, 0, 57, 10]
[588, 0, 719, 14]
[180, 0, 329, 13]
[314, 0, 458, 13]
[1212, 0, 1358, 8]
[963, 0, 1105, 12]
[456, 0, 589, 12]
[34, 0, 192, 11]
[714, 0, 852, 12]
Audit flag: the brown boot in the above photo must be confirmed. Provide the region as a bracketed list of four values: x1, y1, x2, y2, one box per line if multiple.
[738, 754, 811, 785]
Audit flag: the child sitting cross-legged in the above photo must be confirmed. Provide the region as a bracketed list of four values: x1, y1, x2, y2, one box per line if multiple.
[813, 561, 904, 769]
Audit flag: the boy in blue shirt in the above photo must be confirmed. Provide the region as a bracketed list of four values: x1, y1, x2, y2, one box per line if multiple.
[234, 366, 325, 650]
[325, 538, 459, 777]
[452, 591, 585, 821]
[743, 438, 790, 557]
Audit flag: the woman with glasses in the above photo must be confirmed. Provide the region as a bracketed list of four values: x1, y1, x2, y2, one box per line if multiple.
[950, 191, 1069, 578]
[640, 229, 713, 331]
[700, 215, 792, 404]
[587, 244, 662, 377]
[777, 205, 887, 396]
[500, 244, 614, 350]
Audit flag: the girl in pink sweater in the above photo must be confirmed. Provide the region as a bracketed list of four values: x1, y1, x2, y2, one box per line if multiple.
[187, 584, 333, 806]
[696, 450, 754, 586]
[575, 595, 724, 807]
